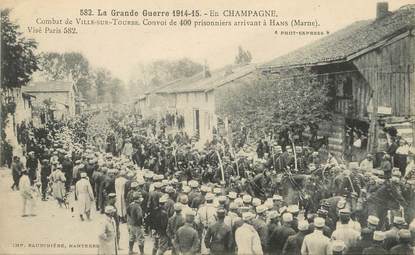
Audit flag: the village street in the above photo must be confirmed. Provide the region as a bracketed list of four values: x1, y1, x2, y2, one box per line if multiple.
[0, 168, 159, 255]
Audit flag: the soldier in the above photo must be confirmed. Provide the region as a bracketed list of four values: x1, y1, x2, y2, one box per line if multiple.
[98, 206, 118, 255]
[164, 186, 176, 217]
[173, 210, 200, 255]
[235, 212, 263, 255]
[40, 159, 51, 201]
[282, 220, 309, 255]
[301, 217, 331, 255]
[269, 212, 296, 255]
[362, 231, 388, 255]
[107, 193, 121, 250]
[384, 216, 407, 250]
[11, 156, 23, 191]
[26, 151, 38, 185]
[252, 205, 269, 253]
[152, 195, 170, 255]
[167, 203, 185, 255]
[75, 172, 94, 221]
[127, 192, 145, 255]
[390, 229, 413, 255]
[204, 208, 233, 255]
[62, 154, 73, 191]
[331, 208, 360, 252]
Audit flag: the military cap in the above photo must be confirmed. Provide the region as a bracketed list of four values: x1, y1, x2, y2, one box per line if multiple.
[373, 231, 385, 241]
[182, 186, 191, 193]
[399, 229, 411, 240]
[154, 182, 163, 189]
[213, 188, 221, 194]
[131, 182, 139, 188]
[392, 168, 401, 177]
[252, 198, 261, 207]
[272, 195, 283, 201]
[205, 193, 215, 201]
[242, 195, 252, 203]
[288, 205, 299, 214]
[189, 180, 199, 188]
[393, 217, 406, 225]
[317, 208, 328, 216]
[80, 172, 87, 178]
[165, 186, 175, 193]
[218, 196, 227, 203]
[41, 159, 49, 164]
[256, 205, 267, 214]
[264, 199, 274, 210]
[331, 240, 346, 252]
[159, 194, 169, 203]
[282, 212, 293, 222]
[179, 195, 189, 204]
[234, 198, 243, 206]
[242, 212, 255, 221]
[314, 217, 325, 228]
[268, 210, 280, 219]
[75, 160, 81, 164]
[216, 208, 226, 217]
[104, 205, 116, 214]
[368, 215, 380, 226]
[229, 202, 238, 210]
[298, 220, 309, 231]
[174, 203, 182, 211]
[227, 192, 237, 200]
[108, 193, 116, 198]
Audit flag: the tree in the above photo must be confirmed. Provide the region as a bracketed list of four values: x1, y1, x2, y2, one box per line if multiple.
[128, 58, 204, 95]
[1, 8, 38, 89]
[1, 8, 38, 166]
[38, 52, 95, 101]
[217, 69, 332, 141]
[234, 46, 252, 65]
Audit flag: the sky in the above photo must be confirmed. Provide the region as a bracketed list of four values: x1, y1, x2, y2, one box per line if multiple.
[3, 0, 413, 84]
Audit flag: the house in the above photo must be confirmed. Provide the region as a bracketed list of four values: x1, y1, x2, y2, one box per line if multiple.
[22, 80, 77, 122]
[154, 64, 256, 144]
[259, 3, 415, 157]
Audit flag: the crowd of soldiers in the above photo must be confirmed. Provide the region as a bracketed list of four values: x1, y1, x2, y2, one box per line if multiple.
[8, 109, 415, 255]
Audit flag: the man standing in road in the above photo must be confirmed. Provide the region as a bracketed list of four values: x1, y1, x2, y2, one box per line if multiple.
[174, 210, 200, 255]
[127, 192, 145, 255]
[204, 208, 233, 255]
[75, 172, 94, 221]
[11, 156, 23, 190]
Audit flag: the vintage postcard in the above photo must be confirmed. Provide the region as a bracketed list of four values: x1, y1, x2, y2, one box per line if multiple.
[1, 0, 414, 254]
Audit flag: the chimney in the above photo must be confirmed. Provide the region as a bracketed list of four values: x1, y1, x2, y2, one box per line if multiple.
[376, 2, 389, 20]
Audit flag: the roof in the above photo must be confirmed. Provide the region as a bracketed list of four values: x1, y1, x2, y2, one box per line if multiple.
[155, 64, 256, 94]
[261, 4, 415, 69]
[22, 81, 75, 93]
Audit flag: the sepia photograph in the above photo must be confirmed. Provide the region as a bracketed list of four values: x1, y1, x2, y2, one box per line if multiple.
[0, 0, 415, 254]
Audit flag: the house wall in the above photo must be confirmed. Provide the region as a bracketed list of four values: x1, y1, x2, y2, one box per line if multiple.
[29, 91, 74, 120]
[353, 34, 415, 117]
[353, 33, 415, 145]
[174, 90, 215, 143]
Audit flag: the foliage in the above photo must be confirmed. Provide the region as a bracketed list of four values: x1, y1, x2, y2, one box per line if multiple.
[218, 70, 332, 138]
[234, 46, 252, 65]
[128, 58, 204, 95]
[94, 68, 125, 104]
[38, 52, 95, 101]
[1, 9, 39, 89]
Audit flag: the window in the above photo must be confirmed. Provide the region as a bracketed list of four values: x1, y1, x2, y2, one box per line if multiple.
[205, 93, 208, 103]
